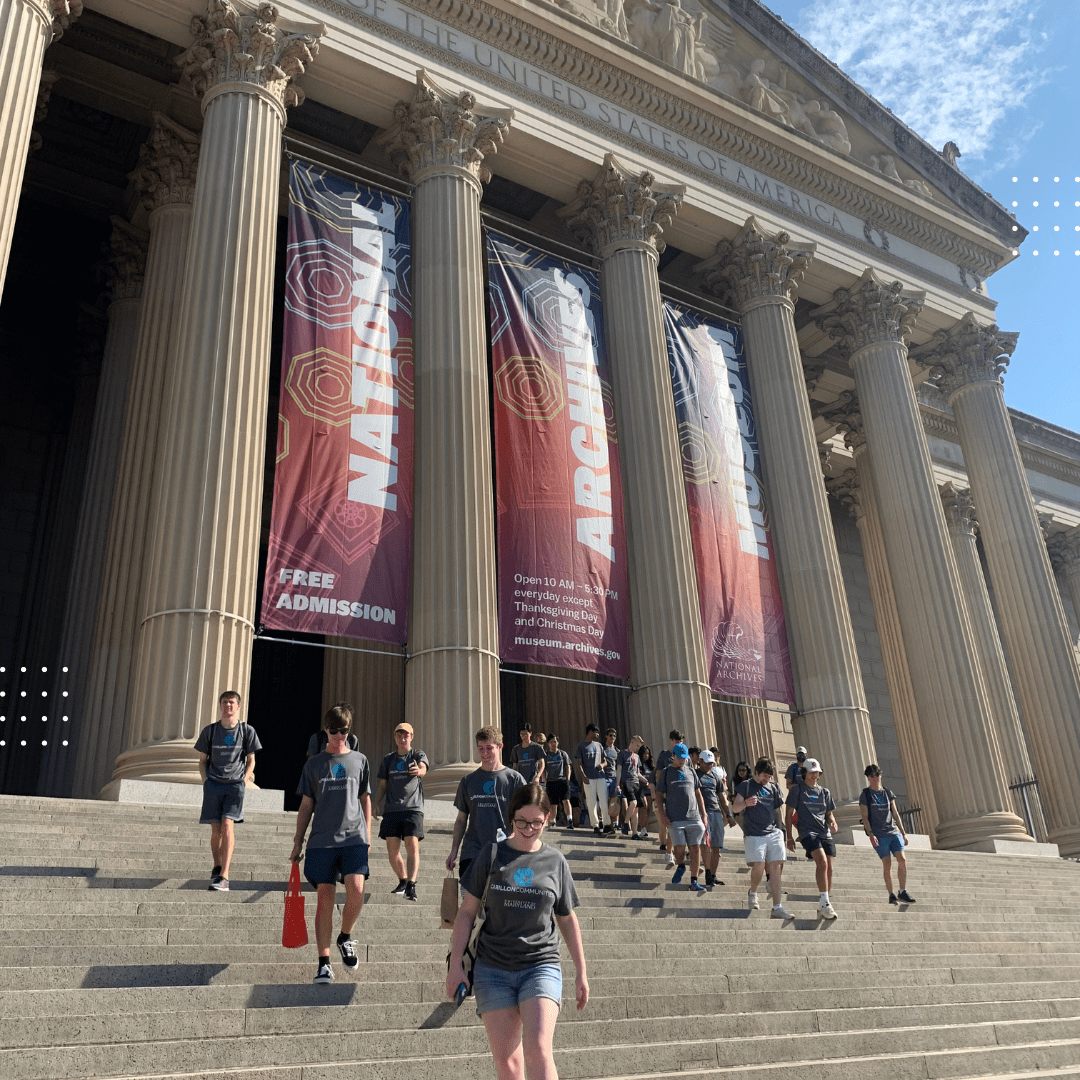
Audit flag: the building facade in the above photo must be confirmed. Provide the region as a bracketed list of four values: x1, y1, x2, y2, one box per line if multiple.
[2, 0, 1079, 853]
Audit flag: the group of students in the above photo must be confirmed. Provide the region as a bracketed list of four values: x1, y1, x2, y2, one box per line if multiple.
[195, 697, 917, 1080]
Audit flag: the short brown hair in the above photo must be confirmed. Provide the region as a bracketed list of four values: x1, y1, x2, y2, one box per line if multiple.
[754, 757, 774, 776]
[509, 782, 551, 818]
[219, 690, 241, 705]
[476, 726, 502, 745]
[322, 702, 353, 731]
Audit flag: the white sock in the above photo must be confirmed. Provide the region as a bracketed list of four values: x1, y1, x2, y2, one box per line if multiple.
[773, 902, 783, 909]
[820, 891, 830, 905]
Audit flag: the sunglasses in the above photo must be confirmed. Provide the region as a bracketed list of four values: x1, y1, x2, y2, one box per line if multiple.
[326, 727, 350, 736]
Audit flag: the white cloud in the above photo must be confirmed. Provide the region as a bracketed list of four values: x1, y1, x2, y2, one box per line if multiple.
[792, 0, 1046, 161]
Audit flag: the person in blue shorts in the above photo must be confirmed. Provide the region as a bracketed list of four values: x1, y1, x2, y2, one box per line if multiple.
[859, 763, 916, 906]
[291, 702, 372, 983]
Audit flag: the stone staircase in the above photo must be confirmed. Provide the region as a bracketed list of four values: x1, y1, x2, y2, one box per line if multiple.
[2, 793, 1080, 1080]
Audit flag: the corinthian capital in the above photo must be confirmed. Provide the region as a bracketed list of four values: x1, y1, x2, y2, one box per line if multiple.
[826, 468, 863, 522]
[130, 114, 201, 213]
[695, 216, 815, 310]
[939, 482, 978, 538]
[47, 0, 82, 42]
[103, 218, 148, 303]
[557, 153, 684, 256]
[813, 267, 924, 358]
[910, 312, 1018, 401]
[381, 71, 514, 185]
[1047, 527, 1080, 576]
[178, 0, 324, 111]
[816, 389, 865, 453]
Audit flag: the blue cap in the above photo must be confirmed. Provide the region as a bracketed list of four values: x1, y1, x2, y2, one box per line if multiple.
[673, 743, 689, 758]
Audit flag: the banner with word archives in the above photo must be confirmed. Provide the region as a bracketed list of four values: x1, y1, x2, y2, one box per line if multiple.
[261, 161, 414, 642]
[487, 232, 630, 678]
[663, 301, 795, 704]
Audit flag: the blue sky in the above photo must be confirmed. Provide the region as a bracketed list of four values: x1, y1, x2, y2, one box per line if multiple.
[762, 0, 1079, 434]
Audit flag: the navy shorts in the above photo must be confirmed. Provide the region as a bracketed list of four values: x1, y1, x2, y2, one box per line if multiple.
[199, 780, 245, 824]
[379, 810, 425, 840]
[801, 835, 837, 858]
[621, 780, 646, 807]
[545, 779, 569, 805]
[304, 844, 370, 887]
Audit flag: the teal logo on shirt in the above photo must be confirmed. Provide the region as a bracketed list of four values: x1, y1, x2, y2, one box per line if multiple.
[513, 867, 534, 887]
[395, 759, 407, 771]
[223, 731, 236, 746]
[483, 779, 496, 794]
[331, 763, 347, 779]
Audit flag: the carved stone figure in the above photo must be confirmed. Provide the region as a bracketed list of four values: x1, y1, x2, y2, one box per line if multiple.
[810, 103, 851, 154]
[742, 59, 788, 123]
[551, 0, 629, 39]
[869, 153, 934, 199]
[626, 0, 711, 79]
[942, 141, 962, 166]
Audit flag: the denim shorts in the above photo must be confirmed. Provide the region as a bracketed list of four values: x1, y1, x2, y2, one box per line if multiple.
[606, 776, 619, 799]
[304, 844, 370, 887]
[199, 780, 245, 824]
[472, 960, 562, 1015]
[668, 819, 706, 846]
[744, 832, 786, 864]
[874, 833, 905, 859]
[706, 810, 726, 848]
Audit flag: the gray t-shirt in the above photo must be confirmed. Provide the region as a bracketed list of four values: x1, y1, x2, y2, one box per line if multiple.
[615, 748, 640, 785]
[510, 743, 545, 782]
[462, 840, 578, 970]
[735, 779, 784, 837]
[697, 767, 725, 813]
[377, 749, 430, 813]
[860, 786, 901, 838]
[454, 767, 527, 864]
[602, 745, 617, 778]
[575, 739, 605, 780]
[655, 763, 702, 822]
[654, 748, 674, 774]
[786, 782, 835, 839]
[544, 749, 571, 782]
[195, 722, 262, 784]
[785, 760, 804, 785]
[298, 751, 371, 849]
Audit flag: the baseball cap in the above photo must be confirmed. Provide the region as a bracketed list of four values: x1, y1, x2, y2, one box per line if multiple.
[803, 758, 823, 773]
[395, 723, 414, 735]
[672, 742, 689, 758]
[698, 750, 715, 764]
[796, 746, 807, 755]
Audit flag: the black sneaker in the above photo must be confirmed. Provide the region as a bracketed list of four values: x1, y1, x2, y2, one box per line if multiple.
[704, 869, 715, 888]
[313, 961, 334, 984]
[889, 893, 899, 905]
[337, 934, 359, 969]
[602, 824, 615, 835]
[897, 890, 916, 904]
[593, 825, 603, 836]
[567, 820, 576, 830]
[404, 881, 417, 902]
[390, 879, 407, 896]
[208, 875, 229, 892]
[211, 864, 221, 881]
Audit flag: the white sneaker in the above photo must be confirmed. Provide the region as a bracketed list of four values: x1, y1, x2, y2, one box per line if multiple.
[771, 904, 793, 920]
[747, 891, 760, 910]
[818, 903, 838, 920]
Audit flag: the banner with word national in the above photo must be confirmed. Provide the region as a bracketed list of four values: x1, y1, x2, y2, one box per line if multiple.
[261, 161, 413, 642]
[663, 302, 795, 704]
[487, 232, 630, 678]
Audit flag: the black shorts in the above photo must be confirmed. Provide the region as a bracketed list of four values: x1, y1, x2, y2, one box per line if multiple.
[304, 844, 370, 887]
[801, 835, 837, 858]
[545, 779, 569, 804]
[621, 781, 647, 807]
[379, 810, 425, 840]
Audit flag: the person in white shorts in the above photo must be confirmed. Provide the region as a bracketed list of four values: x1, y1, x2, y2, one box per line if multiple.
[732, 757, 791, 919]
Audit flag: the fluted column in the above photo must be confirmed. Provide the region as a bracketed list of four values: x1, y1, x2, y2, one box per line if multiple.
[73, 116, 201, 798]
[695, 219, 874, 818]
[0, 0, 80, 294]
[108, 4, 323, 788]
[321, 640, 405, 765]
[41, 219, 146, 796]
[382, 73, 512, 796]
[815, 270, 1030, 849]
[821, 415, 938, 837]
[559, 154, 712, 755]
[916, 316, 1080, 854]
[1048, 529, 1080, 650]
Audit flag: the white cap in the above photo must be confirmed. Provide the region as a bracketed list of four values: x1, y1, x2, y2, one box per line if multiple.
[803, 758, 823, 774]
[698, 750, 715, 764]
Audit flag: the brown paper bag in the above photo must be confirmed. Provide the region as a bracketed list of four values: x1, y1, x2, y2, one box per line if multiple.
[441, 874, 459, 929]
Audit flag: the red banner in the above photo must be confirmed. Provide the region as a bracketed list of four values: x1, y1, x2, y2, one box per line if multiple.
[260, 161, 413, 642]
[663, 302, 795, 703]
[487, 233, 629, 677]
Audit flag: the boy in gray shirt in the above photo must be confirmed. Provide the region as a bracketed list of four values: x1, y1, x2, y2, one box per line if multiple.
[859, 763, 916, 905]
[733, 757, 792, 919]
[291, 703, 371, 984]
[784, 758, 838, 919]
[510, 724, 546, 784]
[375, 721, 429, 902]
[654, 743, 708, 892]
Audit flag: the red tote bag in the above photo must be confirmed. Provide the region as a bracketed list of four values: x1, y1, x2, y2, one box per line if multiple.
[282, 862, 309, 948]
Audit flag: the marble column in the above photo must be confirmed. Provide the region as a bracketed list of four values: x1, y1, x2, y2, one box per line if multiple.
[559, 154, 713, 756]
[1048, 529, 1080, 649]
[381, 73, 513, 797]
[916, 316, 1080, 854]
[821, 407, 939, 838]
[108, 4, 323, 788]
[0, 0, 80, 294]
[73, 116, 201, 799]
[41, 218, 146, 796]
[815, 269, 1030, 849]
[695, 218, 875, 819]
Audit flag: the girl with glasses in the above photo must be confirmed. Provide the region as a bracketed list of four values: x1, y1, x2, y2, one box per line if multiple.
[446, 782, 589, 1079]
